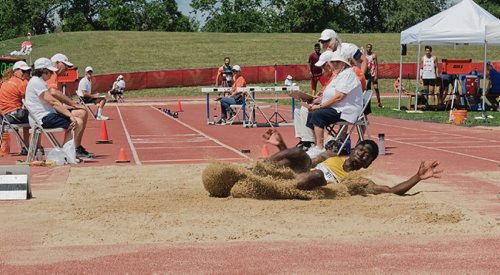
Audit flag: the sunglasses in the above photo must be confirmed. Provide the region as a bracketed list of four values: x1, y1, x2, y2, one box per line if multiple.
[319, 39, 331, 44]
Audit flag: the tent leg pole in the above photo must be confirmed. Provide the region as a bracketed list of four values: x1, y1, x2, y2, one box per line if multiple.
[398, 52, 403, 111]
[415, 44, 421, 111]
[482, 42, 488, 118]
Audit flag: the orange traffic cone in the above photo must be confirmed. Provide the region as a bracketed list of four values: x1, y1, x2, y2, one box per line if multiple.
[116, 148, 130, 163]
[96, 121, 113, 144]
[261, 144, 270, 158]
[177, 100, 184, 112]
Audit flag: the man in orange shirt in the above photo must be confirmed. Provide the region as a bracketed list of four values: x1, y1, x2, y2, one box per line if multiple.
[46, 53, 95, 158]
[218, 65, 247, 124]
[0, 61, 32, 154]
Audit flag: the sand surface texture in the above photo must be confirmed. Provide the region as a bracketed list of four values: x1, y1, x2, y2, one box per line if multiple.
[1, 164, 498, 254]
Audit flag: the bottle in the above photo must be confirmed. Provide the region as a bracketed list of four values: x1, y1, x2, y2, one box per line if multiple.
[36, 148, 43, 161]
[378, 134, 385, 155]
[345, 138, 351, 155]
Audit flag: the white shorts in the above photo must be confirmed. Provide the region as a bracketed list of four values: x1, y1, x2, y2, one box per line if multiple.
[315, 163, 340, 184]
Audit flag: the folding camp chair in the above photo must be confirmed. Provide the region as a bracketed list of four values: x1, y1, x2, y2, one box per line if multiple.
[0, 115, 30, 153]
[325, 90, 373, 155]
[77, 96, 97, 119]
[227, 90, 273, 127]
[22, 100, 66, 162]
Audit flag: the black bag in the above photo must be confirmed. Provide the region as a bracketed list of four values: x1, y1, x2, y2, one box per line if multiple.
[7, 109, 28, 123]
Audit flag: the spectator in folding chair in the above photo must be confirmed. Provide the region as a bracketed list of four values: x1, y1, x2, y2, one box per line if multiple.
[216, 65, 246, 124]
[108, 75, 126, 102]
[305, 50, 362, 159]
[77, 66, 109, 120]
[260, 128, 442, 194]
[294, 51, 335, 151]
[0, 61, 32, 155]
[45, 54, 94, 158]
[25, 57, 95, 159]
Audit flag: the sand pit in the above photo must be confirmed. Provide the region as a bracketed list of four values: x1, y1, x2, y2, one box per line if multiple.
[0, 164, 498, 251]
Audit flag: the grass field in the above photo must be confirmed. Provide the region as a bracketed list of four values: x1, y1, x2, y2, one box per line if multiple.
[1, 31, 499, 75]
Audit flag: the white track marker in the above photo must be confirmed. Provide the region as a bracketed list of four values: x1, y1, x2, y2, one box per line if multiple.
[151, 106, 251, 160]
[116, 106, 142, 165]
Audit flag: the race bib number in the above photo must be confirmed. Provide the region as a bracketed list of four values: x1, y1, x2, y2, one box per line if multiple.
[315, 163, 339, 184]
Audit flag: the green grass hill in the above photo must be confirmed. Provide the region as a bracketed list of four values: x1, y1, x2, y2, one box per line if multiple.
[1, 31, 499, 76]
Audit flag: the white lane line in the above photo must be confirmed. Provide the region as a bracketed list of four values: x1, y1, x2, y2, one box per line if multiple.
[142, 158, 246, 163]
[116, 105, 142, 165]
[136, 146, 224, 150]
[151, 106, 251, 160]
[388, 138, 500, 164]
[435, 145, 500, 149]
[373, 121, 495, 143]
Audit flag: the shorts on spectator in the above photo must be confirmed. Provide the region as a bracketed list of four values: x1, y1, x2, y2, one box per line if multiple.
[42, 113, 70, 129]
[110, 89, 123, 95]
[82, 97, 98, 104]
[5, 109, 29, 124]
[306, 108, 342, 129]
[422, 78, 436, 86]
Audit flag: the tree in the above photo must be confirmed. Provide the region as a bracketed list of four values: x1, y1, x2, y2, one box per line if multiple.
[191, 0, 273, 32]
[0, 0, 59, 40]
[476, 0, 500, 19]
[381, 0, 447, 32]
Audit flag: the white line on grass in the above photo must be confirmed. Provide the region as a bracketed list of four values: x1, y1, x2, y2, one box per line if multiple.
[151, 106, 251, 160]
[116, 105, 142, 165]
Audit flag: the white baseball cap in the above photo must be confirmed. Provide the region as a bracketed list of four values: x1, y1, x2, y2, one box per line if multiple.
[286, 75, 293, 80]
[330, 50, 351, 66]
[13, 61, 31, 71]
[117, 75, 124, 80]
[34, 58, 58, 71]
[85, 66, 93, 73]
[315, 50, 335, 67]
[232, 65, 241, 72]
[51, 53, 74, 67]
[318, 29, 337, 42]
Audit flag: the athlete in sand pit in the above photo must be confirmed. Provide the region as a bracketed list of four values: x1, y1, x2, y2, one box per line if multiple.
[263, 129, 442, 195]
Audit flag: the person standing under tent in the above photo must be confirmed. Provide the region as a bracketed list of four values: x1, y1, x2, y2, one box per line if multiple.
[420, 45, 439, 105]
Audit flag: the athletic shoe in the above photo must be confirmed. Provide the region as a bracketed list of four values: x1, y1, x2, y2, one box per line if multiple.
[297, 141, 314, 151]
[76, 146, 96, 159]
[306, 146, 325, 159]
[96, 115, 109, 120]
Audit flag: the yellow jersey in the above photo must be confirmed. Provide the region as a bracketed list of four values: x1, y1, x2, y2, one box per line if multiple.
[315, 156, 347, 184]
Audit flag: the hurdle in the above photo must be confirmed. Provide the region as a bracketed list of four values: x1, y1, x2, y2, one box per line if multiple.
[201, 86, 300, 127]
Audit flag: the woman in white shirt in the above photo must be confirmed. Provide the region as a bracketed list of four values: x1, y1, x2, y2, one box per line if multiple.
[305, 51, 363, 158]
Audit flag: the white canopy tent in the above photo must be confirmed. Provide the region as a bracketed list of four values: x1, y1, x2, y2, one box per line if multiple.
[398, 0, 500, 114]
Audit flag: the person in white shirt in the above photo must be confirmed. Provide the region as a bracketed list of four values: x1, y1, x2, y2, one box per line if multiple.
[108, 75, 126, 102]
[305, 50, 363, 158]
[77, 66, 108, 120]
[24, 58, 95, 159]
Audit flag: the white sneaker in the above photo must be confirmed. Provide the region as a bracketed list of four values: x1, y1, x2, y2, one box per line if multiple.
[306, 146, 325, 159]
[96, 115, 109, 120]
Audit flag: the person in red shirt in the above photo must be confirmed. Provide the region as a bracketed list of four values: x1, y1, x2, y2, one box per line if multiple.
[0, 61, 32, 154]
[308, 43, 322, 95]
